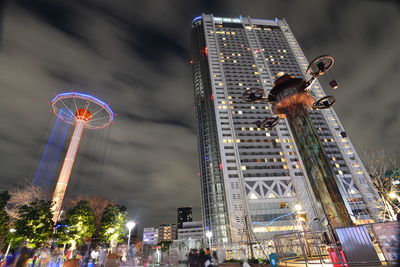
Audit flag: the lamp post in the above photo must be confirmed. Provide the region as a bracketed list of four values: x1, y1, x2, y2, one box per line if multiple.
[126, 221, 136, 250]
[5, 228, 16, 258]
[206, 231, 213, 251]
[126, 221, 136, 264]
[388, 191, 399, 202]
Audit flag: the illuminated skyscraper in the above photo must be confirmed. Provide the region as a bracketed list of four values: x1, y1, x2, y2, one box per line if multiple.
[190, 14, 382, 243]
[177, 207, 193, 229]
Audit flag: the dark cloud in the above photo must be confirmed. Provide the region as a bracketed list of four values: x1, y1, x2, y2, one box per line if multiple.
[0, 0, 398, 232]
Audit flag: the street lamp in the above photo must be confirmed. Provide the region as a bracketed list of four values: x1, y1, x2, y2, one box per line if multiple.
[126, 221, 136, 249]
[388, 192, 397, 199]
[206, 231, 213, 251]
[294, 203, 302, 212]
[5, 229, 16, 258]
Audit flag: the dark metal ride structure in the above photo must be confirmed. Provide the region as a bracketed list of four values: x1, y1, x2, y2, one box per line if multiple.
[243, 55, 352, 228]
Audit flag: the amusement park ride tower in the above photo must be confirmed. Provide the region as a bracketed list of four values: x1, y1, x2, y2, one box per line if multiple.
[50, 92, 113, 222]
[244, 56, 352, 228]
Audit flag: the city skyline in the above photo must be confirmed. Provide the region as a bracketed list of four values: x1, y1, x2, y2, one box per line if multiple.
[0, 0, 399, 230]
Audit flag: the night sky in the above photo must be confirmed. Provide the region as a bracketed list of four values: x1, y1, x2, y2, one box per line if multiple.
[0, 0, 399, 232]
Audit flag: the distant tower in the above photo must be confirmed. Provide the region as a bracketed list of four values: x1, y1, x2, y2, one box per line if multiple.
[177, 207, 193, 229]
[50, 92, 113, 222]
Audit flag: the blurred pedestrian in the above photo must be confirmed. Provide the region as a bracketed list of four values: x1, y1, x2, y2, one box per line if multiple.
[198, 249, 207, 267]
[98, 248, 106, 267]
[105, 249, 118, 267]
[211, 251, 218, 267]
[90, 248, 99, 265]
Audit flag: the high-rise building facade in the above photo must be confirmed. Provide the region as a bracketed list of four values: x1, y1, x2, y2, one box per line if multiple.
[177, 207, 193, 229]
[190, 14, 382, 243]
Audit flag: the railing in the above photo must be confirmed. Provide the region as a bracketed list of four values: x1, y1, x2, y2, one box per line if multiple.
[273, 221, 400, 266]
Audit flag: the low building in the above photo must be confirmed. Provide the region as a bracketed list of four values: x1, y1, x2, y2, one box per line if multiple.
[177, 221, 203, 241]
[158, 224, 177, 242]
[143, 227, 158, 244]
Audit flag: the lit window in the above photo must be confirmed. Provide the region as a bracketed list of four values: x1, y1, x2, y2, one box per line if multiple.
[277, 72, 285, 77]
[249, 193, 258, 200]
[241, 166, 246, 170]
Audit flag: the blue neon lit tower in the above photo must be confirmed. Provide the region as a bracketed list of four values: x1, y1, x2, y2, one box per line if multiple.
[50, 92, 113, 222]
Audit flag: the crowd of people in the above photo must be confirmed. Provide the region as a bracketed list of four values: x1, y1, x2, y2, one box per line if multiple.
[186, 248, 218, 267]
[0, 244, 139, 267]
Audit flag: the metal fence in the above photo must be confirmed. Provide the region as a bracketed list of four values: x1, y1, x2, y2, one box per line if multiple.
[273, 222, 399, 266]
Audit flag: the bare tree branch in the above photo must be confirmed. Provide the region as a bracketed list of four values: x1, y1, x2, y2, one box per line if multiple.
[361, 147, 398, 220]
[5, 183, 49, 222]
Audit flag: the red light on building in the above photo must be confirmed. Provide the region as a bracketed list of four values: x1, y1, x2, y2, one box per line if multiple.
[219, 163, 223, 169]
[210, 95, 214, 101]
[190, 59, 194, 64]
[204, 47, 208, 56]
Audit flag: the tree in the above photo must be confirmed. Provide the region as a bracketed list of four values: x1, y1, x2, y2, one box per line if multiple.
[5, 184, 48, 222]
[14, 199, 54, 248]
[362, 148, 399, 220]
[158, 241, 172, 252]
[158, 241, 173, 264]
[57, 200, 96, 251]
[98, 204, 127, 248]
[0, 191, 11, 248]
[67, 196, 115, 228]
